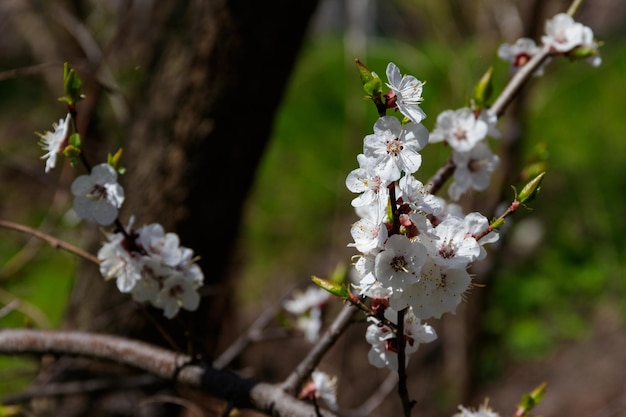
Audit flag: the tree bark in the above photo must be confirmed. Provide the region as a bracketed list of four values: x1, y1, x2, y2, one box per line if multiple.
[53, 0, 320, 414]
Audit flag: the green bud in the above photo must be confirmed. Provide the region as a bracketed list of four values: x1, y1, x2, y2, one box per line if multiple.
[568, 43, 602, 60]
[64, 133, 81, 165]
[518, 172, 546, 204]
[63, 144, 81, 168]
[355, 59, 374, 84]
[363, 77, 383, 98]
[472, 66, 494, 109]
[107, 148, 125, 175]
[355, 59, 383, 98]
[516, 382, 546, 416]
[59, 62, 84, 105]
[311, 275, 349, 299]
[68, 132, 81, 149]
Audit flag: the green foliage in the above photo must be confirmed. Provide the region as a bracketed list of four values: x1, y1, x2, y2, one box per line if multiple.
[0, 237, 75, 394]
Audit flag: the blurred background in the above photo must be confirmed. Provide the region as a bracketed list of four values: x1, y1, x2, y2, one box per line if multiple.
[0, 0, 625, 416]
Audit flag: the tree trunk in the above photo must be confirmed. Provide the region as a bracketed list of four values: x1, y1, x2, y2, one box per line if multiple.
[55, 0, 320, 414]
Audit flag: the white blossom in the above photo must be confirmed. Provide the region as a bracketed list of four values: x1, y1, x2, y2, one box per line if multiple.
[385, 62, 427, 124]
[348, 217, 388, 256]
[398, 174, 442, 216]
[311, 370, 338, 410]
[153, 273, 202, 319]
[423, 216, 481, 270]
[363, 116, 429, 182]
[449, 141, 500, 201]
[453, 402, 500, 417]
[283, 286, 331, 315]
[375, 234, 426, 293]
[98, 231, 142, 293]
[498, 38, 550, 76]
[429, 108, 488, 153]
[351, 255, 391, 299]
[366, 307, 436, 371]
[403, 257, 471, 319]
[541, 13, 601, 67]
[37, 113, 70, 173]
[71, 163, 124, 226]
[284, 286, 331, 342]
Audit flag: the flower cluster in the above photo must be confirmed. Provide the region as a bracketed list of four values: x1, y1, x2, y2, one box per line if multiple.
[35, 69, 205, 319]
[37, 113, 125, 226]
[499, 12, 601, 73]
[98, 221, 204, 318]
[429, 107, 500, 201]
[347, 62, 501, 371]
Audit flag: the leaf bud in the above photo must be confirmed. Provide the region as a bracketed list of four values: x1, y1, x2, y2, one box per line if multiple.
[472, 66, 494, 109]
[59, 63, 85, 106]
[311, 275, 349, 299]
[518, 172, 546, 204]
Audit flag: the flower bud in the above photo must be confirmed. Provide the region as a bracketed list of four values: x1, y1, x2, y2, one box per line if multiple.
[472, 66, 494, 109]
[108, 148, 126, 175]
[518, 172, 545, 204]
[515, 382, 547, 417]
[568, 44, 602, 61]
[355, 59, 374, 84]
[355, 59, 383, 98]
[68, 132, 81, 149]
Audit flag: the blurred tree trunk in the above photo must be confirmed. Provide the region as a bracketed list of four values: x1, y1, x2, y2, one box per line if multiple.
[47, 0, 320, 414]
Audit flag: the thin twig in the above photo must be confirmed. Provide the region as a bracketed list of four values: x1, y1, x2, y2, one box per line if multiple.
[490, 45, 551, 118]
[567, 0, 584, 16]
[426, 30, 553, 194]
[425, 156, 456, 196]
[281, 304, 358, 395]
[213, 303, 281, 370]
[0, 63, 62, 82]
[0, 289, 52, 329]
[1, 163, 78, 281]
[396, 308, 414, 417]
[0, 219, 100, 265]
[0, 300, 20, 319]
[352, 372, 399, 417]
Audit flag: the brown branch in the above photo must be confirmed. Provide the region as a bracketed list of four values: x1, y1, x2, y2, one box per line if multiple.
[213, 303, 280, 370]
[352, 372, 399, 417]
[489, 45, 551, 118]
[425, 156, 456, 196]
[396, 308, 414, 417]
[0, 63, 62, 82]
[0, 329, 339, 417]
[0, 219, 100, 265]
